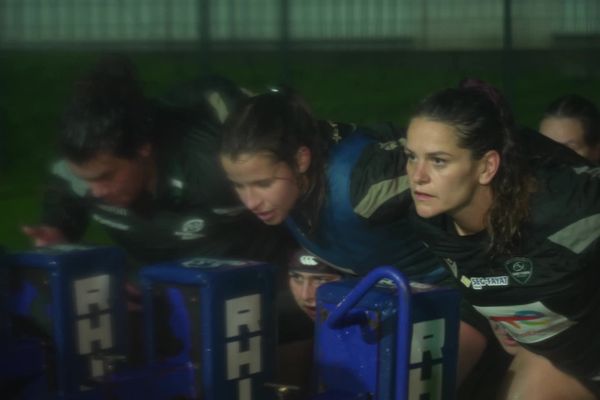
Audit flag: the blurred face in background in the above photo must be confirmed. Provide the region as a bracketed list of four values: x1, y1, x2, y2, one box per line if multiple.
[539, 116, 600, 163]
[68, 146, 154, 208]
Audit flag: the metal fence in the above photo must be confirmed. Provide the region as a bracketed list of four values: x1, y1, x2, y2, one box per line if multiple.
[1, 0, 599, 50]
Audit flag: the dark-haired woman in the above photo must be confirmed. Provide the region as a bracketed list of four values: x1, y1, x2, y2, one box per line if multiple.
[406, 80, 600, 399]
[220, 89, 490, 385]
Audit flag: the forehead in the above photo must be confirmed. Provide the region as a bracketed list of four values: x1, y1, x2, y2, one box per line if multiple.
[539, 117, 585, 142]
[406, 117, 462, 150]
[289, 270, 339, 279]
[68, 151, 129, 175]
[221, 151, 287, 180]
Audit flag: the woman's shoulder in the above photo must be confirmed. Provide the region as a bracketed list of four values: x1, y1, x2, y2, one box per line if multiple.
[530, 163, 600, 231]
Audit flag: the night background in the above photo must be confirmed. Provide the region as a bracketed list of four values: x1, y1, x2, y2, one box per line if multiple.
[1, 0, 599, 249]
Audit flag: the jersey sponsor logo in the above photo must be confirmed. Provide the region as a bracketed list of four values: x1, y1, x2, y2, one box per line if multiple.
[470, 276, 509, 290]
[175, 219, 205, 240]
[474, 301, 576, 344]
[443, 258, 458, 277]
[504, 257, 533, 284]
[92, 214, 130, 231]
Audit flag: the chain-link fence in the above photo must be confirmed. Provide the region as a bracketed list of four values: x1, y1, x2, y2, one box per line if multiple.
[1, 0, 599, 50]
[0, 0, 599, 167]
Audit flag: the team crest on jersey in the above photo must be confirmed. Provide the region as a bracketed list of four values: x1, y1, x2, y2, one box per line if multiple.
[175, 219, 205, 240]
[504, 257, 533, 285]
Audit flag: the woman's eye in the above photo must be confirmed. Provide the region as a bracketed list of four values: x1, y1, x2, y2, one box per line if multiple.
[256, 179, 273, 188]
[432, 158, 447, 166]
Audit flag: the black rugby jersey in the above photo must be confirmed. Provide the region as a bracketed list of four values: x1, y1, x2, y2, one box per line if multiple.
[410, 157, 600, 382]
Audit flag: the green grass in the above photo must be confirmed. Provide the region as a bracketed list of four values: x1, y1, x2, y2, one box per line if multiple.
[1, 49, 599, 251]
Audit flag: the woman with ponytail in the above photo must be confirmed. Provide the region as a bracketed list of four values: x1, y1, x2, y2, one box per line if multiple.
[406, 79, 600, 399]
[220, 88, 447, 278]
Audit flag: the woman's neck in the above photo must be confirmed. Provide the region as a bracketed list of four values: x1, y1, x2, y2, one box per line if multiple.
[451, 186, 493, 236]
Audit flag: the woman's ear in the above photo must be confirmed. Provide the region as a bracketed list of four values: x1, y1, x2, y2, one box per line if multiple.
[479, 150, 500, 185]
[295, 146, 312, 174]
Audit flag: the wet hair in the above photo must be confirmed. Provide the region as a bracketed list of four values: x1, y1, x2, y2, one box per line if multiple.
[543, 94, 600, 148]
[59, 55, 153, 164]
[221, 89, 327, 230]
[412, 78, 532, 255]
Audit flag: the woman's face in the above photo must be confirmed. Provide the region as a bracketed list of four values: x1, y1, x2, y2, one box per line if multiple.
[405, 117, 496, 227]
[289, 270, 341, 320]
[220, 151, 302, 225]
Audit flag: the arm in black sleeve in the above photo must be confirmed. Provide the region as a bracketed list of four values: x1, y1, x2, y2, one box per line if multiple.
[40, 161, 91, 241]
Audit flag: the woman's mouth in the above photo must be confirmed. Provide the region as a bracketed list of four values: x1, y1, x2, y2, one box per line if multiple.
[413, 191, 434, 201]
[255, 210, 275, 221]
[303, 305, 317, 320]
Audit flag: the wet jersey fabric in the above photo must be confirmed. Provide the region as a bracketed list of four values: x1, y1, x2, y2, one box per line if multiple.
[41, 104, 291, 267]
[410, 162, 600, 392]
[286, 126, 446, 282]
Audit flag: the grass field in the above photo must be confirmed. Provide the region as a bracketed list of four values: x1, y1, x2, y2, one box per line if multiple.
[1, 49, 599, 251]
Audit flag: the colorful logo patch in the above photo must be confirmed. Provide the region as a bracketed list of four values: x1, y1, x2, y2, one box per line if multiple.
[474, 301, 575, 344]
